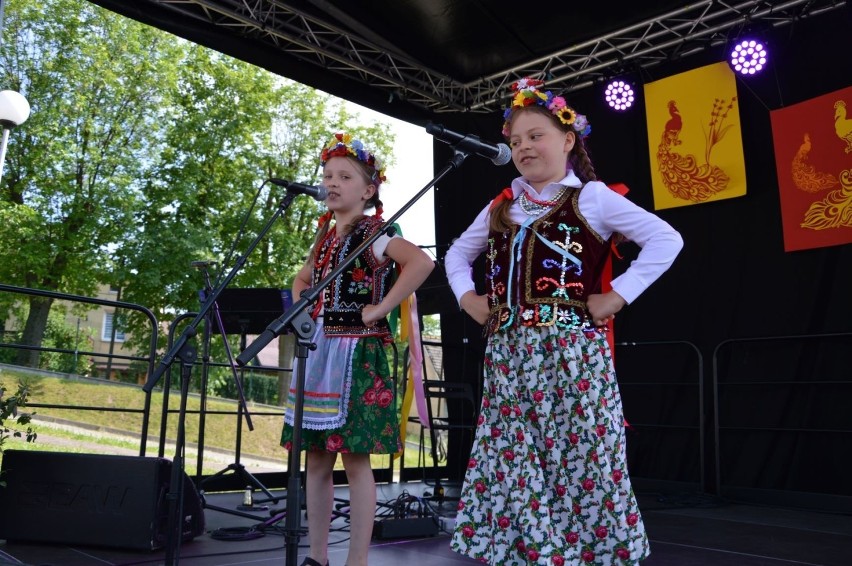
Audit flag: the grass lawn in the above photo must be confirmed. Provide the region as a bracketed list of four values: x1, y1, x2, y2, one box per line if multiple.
[0, 368, 433, 474]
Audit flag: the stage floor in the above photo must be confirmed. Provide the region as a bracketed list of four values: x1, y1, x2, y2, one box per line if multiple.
[1, 481, 849, 565]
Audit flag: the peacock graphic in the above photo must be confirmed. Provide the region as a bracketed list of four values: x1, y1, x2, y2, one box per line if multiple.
[791, 133, 839, 193]
[796, 98, 852, 230]
[656, 99, 734, 201]
[801, 169, 852, 230]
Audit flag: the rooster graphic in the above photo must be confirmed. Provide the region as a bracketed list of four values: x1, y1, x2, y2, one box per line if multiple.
[791, 133, 839, 193]
[656, 99, 733, 201]
[834, 100, 852, 153]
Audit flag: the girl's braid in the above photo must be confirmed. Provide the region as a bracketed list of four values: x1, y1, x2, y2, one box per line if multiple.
[570, 138, 597, 183]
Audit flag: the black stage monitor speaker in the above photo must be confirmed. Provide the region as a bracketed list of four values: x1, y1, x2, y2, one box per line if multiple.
[0, 450, 205, 550]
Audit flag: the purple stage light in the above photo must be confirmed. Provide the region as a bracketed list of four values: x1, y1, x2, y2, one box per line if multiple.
[730, 39, 768, 75]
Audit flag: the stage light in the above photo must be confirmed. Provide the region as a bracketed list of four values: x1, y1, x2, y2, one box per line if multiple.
[729, 39, 768, 76]
[604, 80, 635, 111]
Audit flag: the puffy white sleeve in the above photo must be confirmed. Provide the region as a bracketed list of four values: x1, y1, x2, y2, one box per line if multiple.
[371, 232, 397, 262]
[579, 182, 683, 304]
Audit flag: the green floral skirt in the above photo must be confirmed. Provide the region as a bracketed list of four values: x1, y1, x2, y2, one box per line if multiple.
[280, 336, 401, 454]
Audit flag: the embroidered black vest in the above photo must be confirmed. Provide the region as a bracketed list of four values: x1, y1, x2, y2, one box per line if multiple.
[485, 186, 611, 335]
[312, 216, 394, 339]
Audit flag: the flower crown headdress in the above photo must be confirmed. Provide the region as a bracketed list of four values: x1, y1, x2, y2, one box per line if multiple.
[320, 132, 387, 186]
[501, 77, 592, 139]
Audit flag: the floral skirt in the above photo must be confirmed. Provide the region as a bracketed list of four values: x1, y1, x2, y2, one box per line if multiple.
[450, 325, 649, 565]
[280, 336, 401, 454]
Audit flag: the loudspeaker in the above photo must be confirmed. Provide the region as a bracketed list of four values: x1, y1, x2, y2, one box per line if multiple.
[0, 450, 205, 550]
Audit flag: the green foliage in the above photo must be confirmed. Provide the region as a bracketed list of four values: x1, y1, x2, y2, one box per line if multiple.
[0, 309, 96, 375]
[0, 0, 396, 367]
[0, 379, 39, 467]
[39, 309, 95, 375]
[213, 371, 280, 406]
[421, 314, 441, 338]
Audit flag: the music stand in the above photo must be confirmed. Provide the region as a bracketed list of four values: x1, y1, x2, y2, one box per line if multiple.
[209, 288, 293, 336]
[198, 287, 293, 519]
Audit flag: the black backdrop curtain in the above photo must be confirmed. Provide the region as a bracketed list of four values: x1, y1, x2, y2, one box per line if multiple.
[429, 9, 852, 510]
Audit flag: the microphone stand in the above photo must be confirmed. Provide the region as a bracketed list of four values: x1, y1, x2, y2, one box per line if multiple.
[143, 190, 301, 566]
[236, 145, 476, 566]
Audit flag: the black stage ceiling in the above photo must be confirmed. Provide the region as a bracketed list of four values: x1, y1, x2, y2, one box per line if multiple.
[86, 0, 846, 125]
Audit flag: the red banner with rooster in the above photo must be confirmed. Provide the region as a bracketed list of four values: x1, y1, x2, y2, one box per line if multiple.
[644, 62, 747, 210]
[769, 85, 852, 252]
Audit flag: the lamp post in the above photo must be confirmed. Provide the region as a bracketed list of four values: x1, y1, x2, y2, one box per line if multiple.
[0, 89, 31, 184]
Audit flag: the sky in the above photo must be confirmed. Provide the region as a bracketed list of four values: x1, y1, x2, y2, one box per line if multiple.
[339, 100, 437, 258]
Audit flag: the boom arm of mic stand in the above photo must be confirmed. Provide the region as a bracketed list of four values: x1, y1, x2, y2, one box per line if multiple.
[142, 192, 298, 393]
[235, 148, 471, 366]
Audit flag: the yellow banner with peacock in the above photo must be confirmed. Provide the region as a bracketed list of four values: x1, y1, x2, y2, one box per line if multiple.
[644, 62, 747, 210]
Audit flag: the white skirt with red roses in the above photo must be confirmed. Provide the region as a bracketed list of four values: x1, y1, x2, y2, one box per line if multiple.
[450, 324, 650, 565]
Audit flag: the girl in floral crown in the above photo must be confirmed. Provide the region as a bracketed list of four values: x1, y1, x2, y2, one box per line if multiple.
[283, 132, 434, 566]
[444, 78, 683, 564]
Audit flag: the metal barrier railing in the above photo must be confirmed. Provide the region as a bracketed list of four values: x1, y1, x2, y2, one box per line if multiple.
[615, 340, 704, 490]
[712, 332, 852, 506]
[151, 313, 400, 491]
[0, 284, 404, 492]
[0, 283, 159, 455]
[6, 282, 846, 508]
[156, 311, 291, 481]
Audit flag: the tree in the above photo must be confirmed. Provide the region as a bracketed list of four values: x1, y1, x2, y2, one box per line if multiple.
[113, 51, 396, 395]
[0, 0, 396, 384]
[0, 0, 181, 367]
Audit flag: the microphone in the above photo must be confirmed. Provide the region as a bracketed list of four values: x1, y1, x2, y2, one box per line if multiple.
[268, 178, 328, 201]
[426, 122, 512, 166]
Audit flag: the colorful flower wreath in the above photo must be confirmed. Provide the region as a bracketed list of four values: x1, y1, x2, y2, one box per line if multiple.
[320, 132, 387, 186]
[501, 77, 592, 139]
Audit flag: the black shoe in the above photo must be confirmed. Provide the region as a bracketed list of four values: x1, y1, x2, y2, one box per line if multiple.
[300, 559, 328, 566]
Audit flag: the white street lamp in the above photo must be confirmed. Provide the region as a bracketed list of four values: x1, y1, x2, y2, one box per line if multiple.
[0, 89, 31, 183]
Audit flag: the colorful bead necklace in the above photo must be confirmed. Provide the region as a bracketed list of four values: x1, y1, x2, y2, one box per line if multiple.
[519, 187, 566, 216]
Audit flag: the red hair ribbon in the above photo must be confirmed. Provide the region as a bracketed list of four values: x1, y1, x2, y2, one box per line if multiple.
[607, 182, 629, 196]
[317, 210, 333, 228]
[489, 187, 515, 211]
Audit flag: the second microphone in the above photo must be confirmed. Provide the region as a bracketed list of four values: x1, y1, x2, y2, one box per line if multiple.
[269, 178, 328, 201]
[426, 122, 512, 166]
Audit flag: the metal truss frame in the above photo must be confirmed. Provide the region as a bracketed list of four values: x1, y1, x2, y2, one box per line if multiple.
[151, 0, 846, 113]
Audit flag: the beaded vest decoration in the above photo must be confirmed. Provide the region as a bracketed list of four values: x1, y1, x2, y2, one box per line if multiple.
[312, 216, 394, 340]
[484, 186, 611, 336]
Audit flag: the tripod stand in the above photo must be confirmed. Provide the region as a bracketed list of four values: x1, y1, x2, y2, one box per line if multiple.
[142, 188, 306, 566]
[197, 286, 293, 519]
